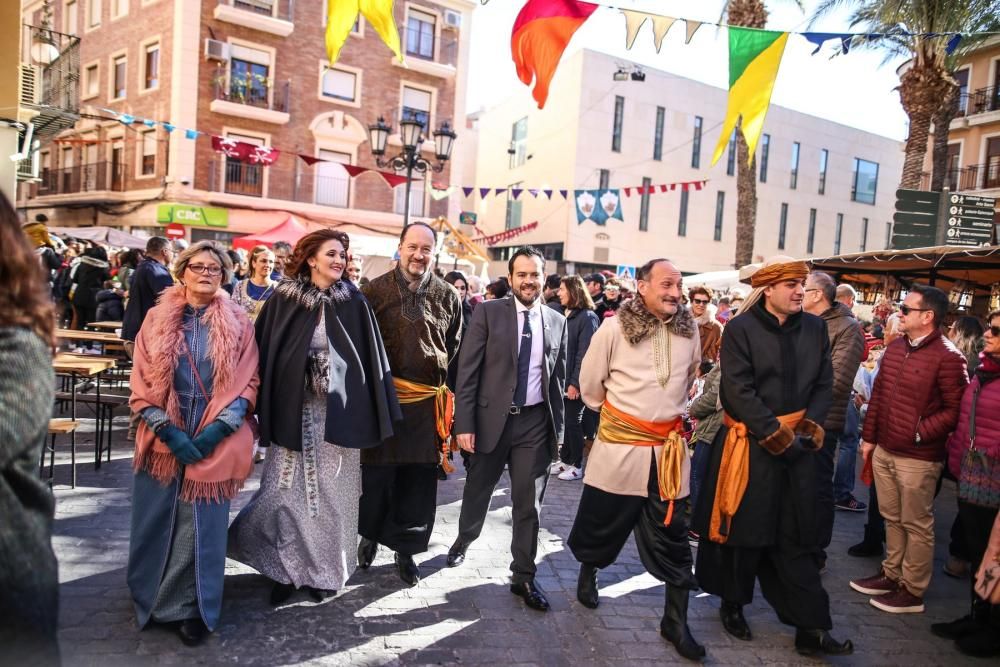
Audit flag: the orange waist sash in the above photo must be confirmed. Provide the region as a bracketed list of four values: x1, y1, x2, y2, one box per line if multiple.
[392, 377, 455, 472]
[708, 409, 806, 544]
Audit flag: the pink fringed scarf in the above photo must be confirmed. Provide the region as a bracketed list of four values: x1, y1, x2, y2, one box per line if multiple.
[130, 286, 260, 502]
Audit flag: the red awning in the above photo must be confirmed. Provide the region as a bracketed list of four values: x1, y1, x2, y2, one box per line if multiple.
[232, 216, 310, 250]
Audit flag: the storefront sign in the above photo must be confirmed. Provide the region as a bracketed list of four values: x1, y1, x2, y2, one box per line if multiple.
[157, 204, 229, 228]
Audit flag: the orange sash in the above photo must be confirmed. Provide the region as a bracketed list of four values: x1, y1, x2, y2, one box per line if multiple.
[392, 377, 455, 472]
[708, 409, 806, 543]
[598, 401, 685, 525]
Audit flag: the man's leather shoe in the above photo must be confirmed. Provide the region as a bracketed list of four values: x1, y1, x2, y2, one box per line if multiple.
[269, 582, 296, 606]
[446, 538, 471, 567]
[576, 564, 599, 609]
[794, 629, 854, 656]
[720, 601, 752, 641]
[176, 618, 209, 647]
[395, 553, 421, 586]
[358, 537, 378, 569]
[510, 579, 550, 612]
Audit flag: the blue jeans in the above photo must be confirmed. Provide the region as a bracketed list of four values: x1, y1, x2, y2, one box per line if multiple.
[833, 400, 861, 501]
[689, 439, 713, 518]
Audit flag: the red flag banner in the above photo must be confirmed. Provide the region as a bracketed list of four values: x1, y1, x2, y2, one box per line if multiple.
[511, 0, 598, 108]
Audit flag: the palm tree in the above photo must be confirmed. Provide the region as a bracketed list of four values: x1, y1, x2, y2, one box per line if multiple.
[811, 0, 1000, 191]
[723, 0, 801, 269]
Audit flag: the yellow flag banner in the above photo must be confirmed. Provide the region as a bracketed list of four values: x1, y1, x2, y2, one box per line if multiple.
[711, 28, 789, 167]
[325, 0, 402, 65]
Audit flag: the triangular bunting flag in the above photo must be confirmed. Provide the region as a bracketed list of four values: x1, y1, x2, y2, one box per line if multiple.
[695, 180, 705, 190]
[623, 187, 631, 197]
[378, 171, 409, 188]
[343, 164, 368, 178]
[495, 188, 507, 196]
[162, 122, 176, 133]
[185, 129, 199, 140]
[650, 16, 676, 52]
[511, 0, 598, 108]
[119, 114, 135, 125]
[463, 187, 475, 198]
[299, 154, 324, 166]
[622, 10, 650, 50]
[142, 119, 156, 128]
[711, 27, 789, 166]
[684, 19, 702, 44]
[670, 183, 678, 191]
[659, 184, 668, 193]
[479, 188, 491, 199]
[803, 32, 853, 55]
[543, 189, 553, 199]
[511, 188, 523, 199]
[528, 189, 538, 198]
[558, 189, 568, 199]
[946, 34, 962, 55]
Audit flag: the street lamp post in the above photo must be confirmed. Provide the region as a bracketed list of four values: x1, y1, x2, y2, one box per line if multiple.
[367, 116, 457, 228]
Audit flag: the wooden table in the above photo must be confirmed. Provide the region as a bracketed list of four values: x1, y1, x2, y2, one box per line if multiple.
[53, 354, 117, 486]
[88, 321, 123, 331]
[56, 328, 125, 355]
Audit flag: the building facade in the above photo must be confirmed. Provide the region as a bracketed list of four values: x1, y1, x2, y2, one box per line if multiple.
[469, 49, 903, 275]
[921, 37, 1000, 208]
[17, 0, 475, 248]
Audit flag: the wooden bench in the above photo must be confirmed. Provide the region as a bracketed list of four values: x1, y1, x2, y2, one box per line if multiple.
[43, 419, 82, 487]
[54, 391, 129, 467]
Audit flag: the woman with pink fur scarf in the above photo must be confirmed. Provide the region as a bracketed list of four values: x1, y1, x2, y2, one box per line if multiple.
[127, 241, 259, 647]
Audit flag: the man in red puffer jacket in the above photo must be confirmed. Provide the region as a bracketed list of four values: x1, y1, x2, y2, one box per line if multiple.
[850, 284, 968, 614]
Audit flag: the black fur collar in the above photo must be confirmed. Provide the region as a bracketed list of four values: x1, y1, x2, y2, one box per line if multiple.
[275, 278, 355, 310]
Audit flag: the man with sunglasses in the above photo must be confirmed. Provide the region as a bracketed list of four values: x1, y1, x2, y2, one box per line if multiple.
[850, 284, 968, 614]
[689, 285, 723, 361]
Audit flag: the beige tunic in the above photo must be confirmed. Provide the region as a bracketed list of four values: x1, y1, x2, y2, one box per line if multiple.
[579, 314, 701, 497]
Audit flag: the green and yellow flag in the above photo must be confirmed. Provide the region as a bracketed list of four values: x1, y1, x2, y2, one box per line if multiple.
[326, 0, 403, 66]
[711, 27, 789, 166]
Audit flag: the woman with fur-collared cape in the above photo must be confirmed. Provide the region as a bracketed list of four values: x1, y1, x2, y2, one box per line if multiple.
[229, 229, 401, 605]
[128, 242, 259, 647]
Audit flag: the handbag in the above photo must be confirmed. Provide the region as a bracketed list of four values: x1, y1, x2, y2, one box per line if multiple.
[957, 381, 1000, 509]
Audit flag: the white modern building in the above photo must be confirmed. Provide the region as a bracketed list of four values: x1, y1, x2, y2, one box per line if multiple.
[468, 49, 904, 275]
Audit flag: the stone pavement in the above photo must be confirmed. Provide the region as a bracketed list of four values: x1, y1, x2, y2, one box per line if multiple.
[47, 413, 982, 666]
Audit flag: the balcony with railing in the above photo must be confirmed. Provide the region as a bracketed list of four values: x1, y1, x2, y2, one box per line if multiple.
[396, 25, 459, 78]
[19, 24, 81, 140]
[919, 162, 1000, 192]
[209, 69, 291, 124]
[31, 162, 126, 197]
[208, 160, 352, 206]
[956, 86, 1000, 121]
[213, 0, 295, 36]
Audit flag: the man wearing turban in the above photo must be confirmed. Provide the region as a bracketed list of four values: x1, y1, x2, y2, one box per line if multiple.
[691, 256, 853, 657]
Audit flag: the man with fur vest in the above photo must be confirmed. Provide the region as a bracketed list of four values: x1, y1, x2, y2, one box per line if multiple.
[568, 258, 705, 660]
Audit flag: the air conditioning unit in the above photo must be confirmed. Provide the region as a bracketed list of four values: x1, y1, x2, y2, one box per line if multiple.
[204, 38, 230, 62]
[443, 10, 461, 29]
[19, 65, 40, 105]
[15, 138, 40, 181]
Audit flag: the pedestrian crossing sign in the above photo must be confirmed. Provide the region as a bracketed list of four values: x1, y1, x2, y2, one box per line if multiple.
[616, 265, 635, 280]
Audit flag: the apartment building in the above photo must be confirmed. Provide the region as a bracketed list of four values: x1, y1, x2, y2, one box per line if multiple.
[470, 49, 903, 275]
[17, 0, 475, 245]
[921, 36, 1000, 210]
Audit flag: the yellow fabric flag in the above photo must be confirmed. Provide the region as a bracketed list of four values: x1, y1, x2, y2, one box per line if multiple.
[325, 0, 403, 65]
[711, 28, 789, 167]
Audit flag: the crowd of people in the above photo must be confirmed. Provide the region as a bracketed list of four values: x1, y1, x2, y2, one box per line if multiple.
[3, 186, 1000, 662]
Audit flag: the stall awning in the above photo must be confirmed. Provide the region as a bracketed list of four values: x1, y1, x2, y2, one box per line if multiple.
[47, 226, 149, 249]
[232, 216, 310, 250]
[809, 245, 1000, 296]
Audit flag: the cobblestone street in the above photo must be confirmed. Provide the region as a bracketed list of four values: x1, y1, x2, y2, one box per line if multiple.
[49, 415, 979, 666]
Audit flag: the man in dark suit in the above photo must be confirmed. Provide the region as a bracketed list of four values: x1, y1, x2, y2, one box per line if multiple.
[447, 246, 567, 611]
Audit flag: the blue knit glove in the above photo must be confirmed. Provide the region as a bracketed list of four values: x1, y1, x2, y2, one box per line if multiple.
[157, 424, 203, 465]
[192, 420, 235, 458]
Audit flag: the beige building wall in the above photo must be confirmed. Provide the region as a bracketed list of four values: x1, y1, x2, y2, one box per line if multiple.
[471, 49, 903, 274]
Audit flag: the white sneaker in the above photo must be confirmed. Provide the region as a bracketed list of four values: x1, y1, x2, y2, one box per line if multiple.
[550, 462, 569, 475]
[558, 466, 583, 481]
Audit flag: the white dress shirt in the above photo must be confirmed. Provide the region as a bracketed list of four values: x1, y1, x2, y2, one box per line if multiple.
[514, 299, 545, 406]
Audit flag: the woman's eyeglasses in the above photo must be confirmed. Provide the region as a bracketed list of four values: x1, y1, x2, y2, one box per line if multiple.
[899, 305, 930, 316]
[187, 264, 223, 276]
[691, 298, 710, 305]
[989, 325, 1000, 337]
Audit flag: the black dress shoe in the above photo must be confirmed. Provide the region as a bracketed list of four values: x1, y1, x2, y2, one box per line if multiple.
[847, 539, 882, 557]
[576, 564, 599, 609]
[306, 586, 335, 601]
[446, 538, 471, 567]
[794, 629, 854, 656]
[720, 601, 752, 641]
[510, 579, 550, 612]
[358, 537, 378, 569]
[270, 582, 296, 606]
[395, 553, 421, 586]
[176, 618, 209, 647]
